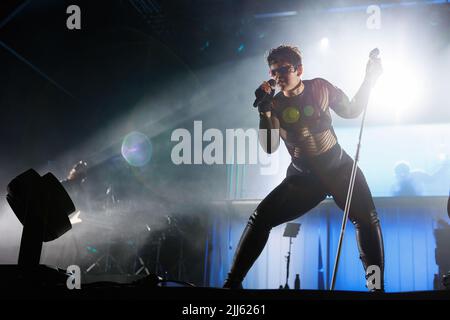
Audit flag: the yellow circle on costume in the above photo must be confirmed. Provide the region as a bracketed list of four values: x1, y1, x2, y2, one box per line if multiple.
[282, 107, 300, 123]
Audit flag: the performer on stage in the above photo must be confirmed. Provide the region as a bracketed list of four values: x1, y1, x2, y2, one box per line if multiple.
[223, 45, 385, 291]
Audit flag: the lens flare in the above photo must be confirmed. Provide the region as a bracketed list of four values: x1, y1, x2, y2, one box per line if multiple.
[121, 131, 153, 167]
[320, 37, 329, 49]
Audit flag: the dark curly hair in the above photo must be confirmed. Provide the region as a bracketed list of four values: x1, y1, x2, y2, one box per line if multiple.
[266, 45, 302, 67]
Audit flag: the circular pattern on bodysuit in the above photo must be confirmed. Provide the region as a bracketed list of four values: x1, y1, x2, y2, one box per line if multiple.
[303, 105, 315, 117]
[282, 107, 300, 123]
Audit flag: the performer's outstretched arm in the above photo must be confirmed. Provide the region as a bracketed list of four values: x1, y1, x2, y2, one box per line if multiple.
[325, 57, 383, 119]
[329, 81, 372, 119]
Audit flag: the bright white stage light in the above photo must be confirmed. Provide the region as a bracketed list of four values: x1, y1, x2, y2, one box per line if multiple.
[320, 37, 329, 49]
[371, 59, 424, 122]
[438, 153, 447, 161]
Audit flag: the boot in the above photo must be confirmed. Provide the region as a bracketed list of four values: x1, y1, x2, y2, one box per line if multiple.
[223, 211, 271, 289]
[353, 210, 385, 292]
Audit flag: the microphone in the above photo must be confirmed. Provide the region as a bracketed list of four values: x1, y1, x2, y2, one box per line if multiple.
[253, 79, 276, 108]
[366, 48, 381, 86]
[369, 48, 380, 60]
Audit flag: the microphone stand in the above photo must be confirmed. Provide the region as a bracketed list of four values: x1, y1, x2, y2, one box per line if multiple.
[330, 49, 380, 290]
[284, 237, 293, 289]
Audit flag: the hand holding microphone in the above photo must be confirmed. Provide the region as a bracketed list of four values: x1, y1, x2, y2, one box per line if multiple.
[253, 79, 276, 113]
[365, 48, 383, 86]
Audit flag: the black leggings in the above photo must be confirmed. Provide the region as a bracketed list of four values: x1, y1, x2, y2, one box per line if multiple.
[225, 144, 384, 288]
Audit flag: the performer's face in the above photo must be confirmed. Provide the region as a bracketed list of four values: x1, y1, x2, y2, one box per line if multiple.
[269, 61, 302, 91]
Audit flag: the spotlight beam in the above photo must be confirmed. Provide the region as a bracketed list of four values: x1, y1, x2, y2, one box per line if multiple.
[0, 0, 31, 30]
[0, 41, 74, 98]
[0, 1, 74, 98]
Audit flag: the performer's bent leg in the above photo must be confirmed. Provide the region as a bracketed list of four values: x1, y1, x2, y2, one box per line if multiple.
[224, 174, 327, 288]
[350, 208, 384, 291]
[222, 210, 271, 289]
[330, 158, 385, 291]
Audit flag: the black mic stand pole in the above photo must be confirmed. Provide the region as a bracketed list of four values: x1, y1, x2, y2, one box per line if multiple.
[330, 49, 380, 290]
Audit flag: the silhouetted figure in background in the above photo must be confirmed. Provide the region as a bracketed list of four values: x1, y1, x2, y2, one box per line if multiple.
[391, 159, 450, 196]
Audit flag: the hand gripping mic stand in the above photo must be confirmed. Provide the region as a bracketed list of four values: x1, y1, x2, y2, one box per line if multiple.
[330, 48, 380, 290]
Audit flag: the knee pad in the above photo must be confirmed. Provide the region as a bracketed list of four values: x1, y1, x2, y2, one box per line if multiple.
[350, 209, 380, 229]
[248, 209, 271, 231]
